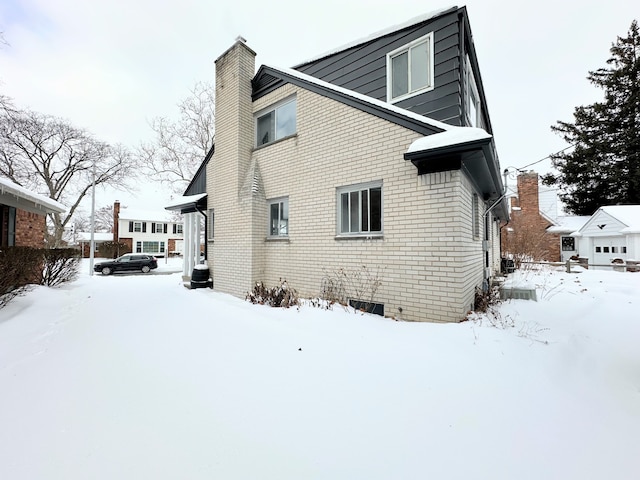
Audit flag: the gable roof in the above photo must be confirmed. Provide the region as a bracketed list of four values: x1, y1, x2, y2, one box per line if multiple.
[599, 205, 640, 234]
[546, 215, 590, 234]
[293, 6, 458, 68]
[0, 177, 66, 214]
[253, 65, 449, 136]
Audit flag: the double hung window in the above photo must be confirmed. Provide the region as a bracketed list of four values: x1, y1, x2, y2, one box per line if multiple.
[337, 182, 382, 236]
[256, 98, 296, 146]
[268, 198, 289, 237]
[387, 33, 434, 102]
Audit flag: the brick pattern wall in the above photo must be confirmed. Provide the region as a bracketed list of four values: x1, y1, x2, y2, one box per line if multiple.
[15, 209, 46, 248]
[502, 172, 560, 261]
[208, 48, 495, 322]
[208, 40, 260, 296]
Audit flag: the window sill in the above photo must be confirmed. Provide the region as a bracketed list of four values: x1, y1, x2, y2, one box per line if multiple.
[265, 236, 290, 243]
[388, 85, 434, 104]
[254, 133, 297, 151]
[335, 234, 383, 241]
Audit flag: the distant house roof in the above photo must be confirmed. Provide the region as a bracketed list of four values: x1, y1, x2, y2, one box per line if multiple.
[0, 177, 66, 214]
[75, 232, 113, 242]
[600, 205, 640, 233]
[547, 215, 590, 234]
[118, 209, 176, 222]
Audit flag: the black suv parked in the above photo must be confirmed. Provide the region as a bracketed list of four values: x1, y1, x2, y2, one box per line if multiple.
[94, 254, 158, 275]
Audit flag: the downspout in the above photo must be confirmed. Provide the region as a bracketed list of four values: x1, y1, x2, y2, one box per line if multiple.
[481, 169, 510, 291]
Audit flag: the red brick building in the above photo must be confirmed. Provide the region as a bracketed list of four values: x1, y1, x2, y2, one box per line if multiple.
[501, 172, 560, 262]
[1, 178, 66, 248]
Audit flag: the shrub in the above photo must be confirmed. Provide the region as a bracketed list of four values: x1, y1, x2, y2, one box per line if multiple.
[42, 248, 81, 287]
[98, 241, 130, 259]
[320, 265, 383, 314]
[0, 247, 81, 309]
[246, 279, 299, 308]
[0, 247, 43, 308]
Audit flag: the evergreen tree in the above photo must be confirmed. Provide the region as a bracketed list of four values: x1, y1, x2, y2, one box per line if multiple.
[542, 20, 640, 215]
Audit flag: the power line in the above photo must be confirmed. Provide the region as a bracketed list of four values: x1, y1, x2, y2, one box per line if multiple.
[518, 144, 576, 171]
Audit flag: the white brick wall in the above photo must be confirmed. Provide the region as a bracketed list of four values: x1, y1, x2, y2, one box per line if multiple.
[208, 49, 495, 322]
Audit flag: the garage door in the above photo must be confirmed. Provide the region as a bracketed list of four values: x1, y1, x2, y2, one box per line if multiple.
[593, 236, 627, 266]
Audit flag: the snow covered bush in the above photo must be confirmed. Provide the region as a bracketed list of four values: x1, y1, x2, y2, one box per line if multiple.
[41, 248, 81, 287]
[0, 247, 42, 309]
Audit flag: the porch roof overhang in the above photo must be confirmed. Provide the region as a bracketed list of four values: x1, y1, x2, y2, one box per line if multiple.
[165, 193, 207, 215]
[404, 129, 509, 221]
[0, 178, 66, 215]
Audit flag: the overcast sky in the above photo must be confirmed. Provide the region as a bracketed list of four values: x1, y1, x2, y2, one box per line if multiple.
[1, 0, 638, 211]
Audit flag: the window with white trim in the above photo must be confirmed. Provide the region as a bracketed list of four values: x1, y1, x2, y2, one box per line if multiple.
[337, 181, 382, 236]
[256, 97, 296, 146]
[175, 224, 183, 234]
[268, 197, 289, 237]
[133, 221, 142, 233]
[465, 55, 482, 128]
[387, 33, 434, 102]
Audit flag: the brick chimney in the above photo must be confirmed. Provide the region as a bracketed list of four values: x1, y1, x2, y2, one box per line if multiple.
[516, 172, 540, 213]
[208, 37, 263, 298]
[113, 200, 120, 242]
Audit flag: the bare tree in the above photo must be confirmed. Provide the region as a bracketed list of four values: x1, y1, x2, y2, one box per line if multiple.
[0, 103, 137, 246]
[137, 81, 214, 194]
[72, 204, 118, 233]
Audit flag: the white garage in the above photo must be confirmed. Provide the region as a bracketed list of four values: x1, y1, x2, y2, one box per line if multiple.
[575, 205, 640, 269]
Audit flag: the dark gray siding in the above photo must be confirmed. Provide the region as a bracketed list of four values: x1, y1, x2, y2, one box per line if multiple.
[295, 9, 463, 126]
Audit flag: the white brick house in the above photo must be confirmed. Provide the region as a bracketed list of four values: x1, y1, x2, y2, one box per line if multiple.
[181, 8, 508, 322]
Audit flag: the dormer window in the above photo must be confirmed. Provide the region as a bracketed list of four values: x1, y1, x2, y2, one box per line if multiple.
[387, 33, 434, 103]
[256, 97, 296, 146]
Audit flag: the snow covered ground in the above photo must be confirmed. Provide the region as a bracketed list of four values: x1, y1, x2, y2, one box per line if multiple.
[0, 260, 638, 479]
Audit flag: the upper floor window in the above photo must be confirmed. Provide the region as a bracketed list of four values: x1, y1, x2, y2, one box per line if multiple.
[256, 97, 296, 146]
[387, 33, 434, 103]
[337, 181, 382, 236]
[268, 197, 289, 237]
[133, 221, 143, 233]
[465, 55, 482, 128]
[174, 224, 183, 235]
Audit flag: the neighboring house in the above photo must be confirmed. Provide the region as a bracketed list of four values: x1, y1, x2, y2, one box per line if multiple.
[74, 232, 113, 258]
[574, 206, 640, 268]
[181, 6, 510, 322]
[114, 201, 184, 258]
[502, 171, 589, 262]
[0, 177, 66, 248]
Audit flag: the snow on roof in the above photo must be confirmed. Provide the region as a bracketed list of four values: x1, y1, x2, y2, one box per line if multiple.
[600, 205, 640, 233]
[165, 193, 207, 211]
[118, 208, 176, 222]
[75, 232, 113, 242]
[294, 6, 458, 67]
[406, 127, 492, 154]
[266, 65, 453, 133]
[0, 177, 66, 213]
[546, 215, 590, 234]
